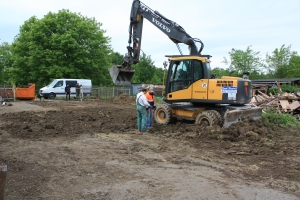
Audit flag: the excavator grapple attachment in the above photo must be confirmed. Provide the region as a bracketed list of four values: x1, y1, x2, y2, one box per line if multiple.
[223, 106, 263, 128]
[109, 66, 135, 85]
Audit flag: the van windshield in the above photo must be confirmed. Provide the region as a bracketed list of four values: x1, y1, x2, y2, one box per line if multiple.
[48, 79, 57, 87]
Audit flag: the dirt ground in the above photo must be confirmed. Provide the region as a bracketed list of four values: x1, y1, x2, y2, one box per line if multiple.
[0, 96, 300, 200]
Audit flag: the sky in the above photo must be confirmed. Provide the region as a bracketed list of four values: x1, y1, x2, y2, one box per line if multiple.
[0, 0, 299, 69]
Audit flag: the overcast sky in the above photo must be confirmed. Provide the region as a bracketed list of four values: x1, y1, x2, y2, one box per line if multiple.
[0, 0, 299, 69]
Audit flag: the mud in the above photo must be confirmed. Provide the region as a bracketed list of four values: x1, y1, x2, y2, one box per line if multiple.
[0, 97, 300, 199]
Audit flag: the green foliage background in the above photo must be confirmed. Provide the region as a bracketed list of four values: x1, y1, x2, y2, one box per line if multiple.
[0, 10, 299, 88]
[4, 10, 112, 88]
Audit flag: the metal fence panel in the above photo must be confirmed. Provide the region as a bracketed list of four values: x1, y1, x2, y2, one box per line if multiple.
[90, 87, 131, 99]
[0, 85, 14, 101]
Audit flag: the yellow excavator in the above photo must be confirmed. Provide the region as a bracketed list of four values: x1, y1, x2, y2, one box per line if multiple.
[109, 0, 262, 127]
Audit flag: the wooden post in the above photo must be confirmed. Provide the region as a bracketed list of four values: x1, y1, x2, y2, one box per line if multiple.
[276, 81, 282, 94]
[0, 165, 7, 200]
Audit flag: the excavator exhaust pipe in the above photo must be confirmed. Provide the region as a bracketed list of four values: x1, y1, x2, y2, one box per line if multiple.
[109, 66, 135, 85]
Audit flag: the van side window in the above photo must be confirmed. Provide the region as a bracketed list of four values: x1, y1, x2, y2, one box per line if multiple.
[66, 81, 77, 87]
[54, 80, 63, 88]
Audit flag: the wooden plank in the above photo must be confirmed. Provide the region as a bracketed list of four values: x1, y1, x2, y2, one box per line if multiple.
[289, 101, 300, 111]
[279, 100, 290, 109]
[276, 81, 282, 94]
[266, 98, 278, 106]
[257, 94, 266, 101]
[258, 90, 270, 99]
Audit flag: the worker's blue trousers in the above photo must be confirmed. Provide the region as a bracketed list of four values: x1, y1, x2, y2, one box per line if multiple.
[137, 104, 147, 132]
[146, 108, 153, 127]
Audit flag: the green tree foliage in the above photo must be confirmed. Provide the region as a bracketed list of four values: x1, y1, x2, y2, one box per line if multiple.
[211, 67, 230, 78]
[110, 51, 124, 66]
[265, 45, 298, 78]
[151, 67, 165, 84]
[131, 53, 156, 84]
[223, 46, 263, 77]
[0, 41, 13, 84]
[10, 9, 112, 87]
[286, 55, 300, 78]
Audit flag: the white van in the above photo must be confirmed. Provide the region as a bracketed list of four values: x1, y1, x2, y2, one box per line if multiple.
[39, 79, 92, 99]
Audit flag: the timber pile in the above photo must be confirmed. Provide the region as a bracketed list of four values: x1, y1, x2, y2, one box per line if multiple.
[251, 90, 300, 117]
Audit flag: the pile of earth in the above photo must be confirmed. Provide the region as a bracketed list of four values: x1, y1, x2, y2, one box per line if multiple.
[1, 99, 300, 199]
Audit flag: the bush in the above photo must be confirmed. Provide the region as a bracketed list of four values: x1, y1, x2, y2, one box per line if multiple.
[270, 83, 300, 94]
[262, 109, 300, 128]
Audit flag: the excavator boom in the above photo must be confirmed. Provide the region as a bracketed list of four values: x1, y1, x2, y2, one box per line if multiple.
[109, 0, 203, 85]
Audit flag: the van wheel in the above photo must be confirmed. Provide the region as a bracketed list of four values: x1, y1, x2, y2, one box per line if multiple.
[49, 93, 56, 99]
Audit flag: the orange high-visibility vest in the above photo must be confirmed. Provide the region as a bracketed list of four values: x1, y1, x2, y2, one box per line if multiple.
[146, 92, 155, 104]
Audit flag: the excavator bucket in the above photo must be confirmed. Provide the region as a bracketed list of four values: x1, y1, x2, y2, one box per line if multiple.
[109, 66, 135, 85]
[223, 106, 263, 128]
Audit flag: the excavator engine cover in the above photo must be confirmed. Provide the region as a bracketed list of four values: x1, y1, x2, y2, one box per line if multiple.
[109, 66, 135, 85]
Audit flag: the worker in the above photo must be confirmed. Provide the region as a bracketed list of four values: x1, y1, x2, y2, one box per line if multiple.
[146, 85, 156, 128]
[174, 69, 188, 91]
[75, 83, 82, 100]
[177, 69, 188, 80]
[65, 84, 71, 101]
[136, 86, 151, 134]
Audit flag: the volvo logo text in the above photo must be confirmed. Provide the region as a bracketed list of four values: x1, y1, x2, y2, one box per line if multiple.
[152, 18, 171, 33]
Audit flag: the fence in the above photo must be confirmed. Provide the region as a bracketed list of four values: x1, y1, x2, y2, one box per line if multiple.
[91, 87, 131, 100]
[0, 85, 14, 102]
[1, 85, 131, 101]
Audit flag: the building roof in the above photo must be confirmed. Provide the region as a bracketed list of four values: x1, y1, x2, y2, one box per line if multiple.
[251, 78, 300, 85]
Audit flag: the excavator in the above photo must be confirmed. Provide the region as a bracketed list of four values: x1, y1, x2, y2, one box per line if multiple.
[109, 0, 263, 127]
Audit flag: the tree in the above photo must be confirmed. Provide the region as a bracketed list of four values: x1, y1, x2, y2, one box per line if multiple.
[151, 67, 165, 84]
[0, 41, 13, 84]
[10, 9, 112, 87]
[223, 46, 263, 77]
[131, 53, 156, 83]
[265, 45, 298, 78]
[110, 51, 124, 66]
[286, 55, 300, 78]
[211, 67, 230, 78]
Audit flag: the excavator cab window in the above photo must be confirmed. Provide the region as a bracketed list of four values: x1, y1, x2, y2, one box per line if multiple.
[169, 60, 191, 92]
[193, 60, 203, 81]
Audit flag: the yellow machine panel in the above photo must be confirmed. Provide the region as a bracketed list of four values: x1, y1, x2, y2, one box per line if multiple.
[167, 86, 192, 100]
[172, 107, 205, 119]
[192, 79, 208, 100]
[207, 79, 239, 100]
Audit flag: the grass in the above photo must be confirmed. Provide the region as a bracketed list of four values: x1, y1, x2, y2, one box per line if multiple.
[262, 109, 300, 128]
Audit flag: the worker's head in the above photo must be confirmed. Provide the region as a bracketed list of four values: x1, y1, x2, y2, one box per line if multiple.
[141, 88, 147, 93]
[149, 85, 154, 94]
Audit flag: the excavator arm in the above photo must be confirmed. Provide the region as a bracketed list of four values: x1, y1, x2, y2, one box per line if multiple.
[109, 0, 204, 85]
